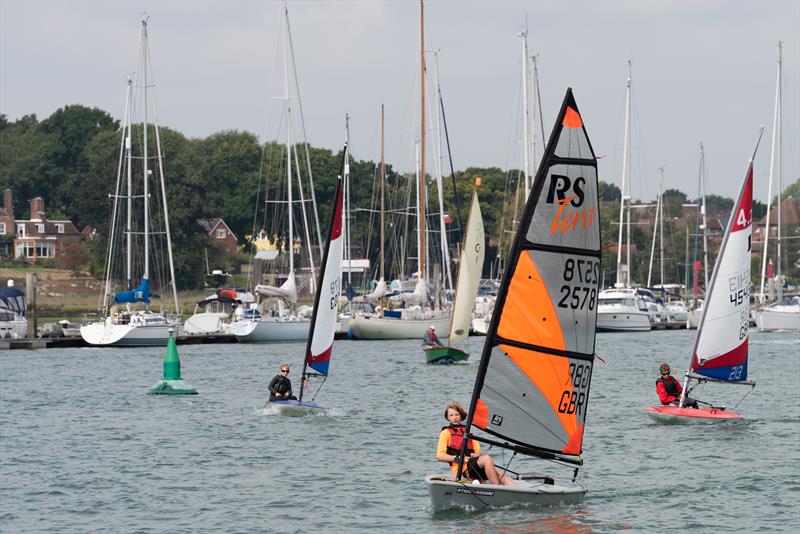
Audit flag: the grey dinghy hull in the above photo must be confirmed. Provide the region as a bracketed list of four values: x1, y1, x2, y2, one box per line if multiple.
[426, 474, 586, 512]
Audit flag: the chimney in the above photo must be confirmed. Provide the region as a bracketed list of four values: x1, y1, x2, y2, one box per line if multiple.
[3, 189, 12, 217]
[30, 197, 45, 221]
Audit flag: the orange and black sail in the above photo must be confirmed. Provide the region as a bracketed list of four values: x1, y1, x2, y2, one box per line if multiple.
[461, 89, 599, 467]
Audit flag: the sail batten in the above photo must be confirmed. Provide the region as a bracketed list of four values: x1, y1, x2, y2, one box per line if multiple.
[462, 90, 599, 464]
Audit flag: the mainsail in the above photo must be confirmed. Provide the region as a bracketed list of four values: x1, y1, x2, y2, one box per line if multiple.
[300, 146, 346, 385]
[448, 190, 485, 343]
[689, 138, 759, 383]
[461, 89, 599, 467]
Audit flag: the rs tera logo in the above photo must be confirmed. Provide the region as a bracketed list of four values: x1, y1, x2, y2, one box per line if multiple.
[546, 174, 594, 234]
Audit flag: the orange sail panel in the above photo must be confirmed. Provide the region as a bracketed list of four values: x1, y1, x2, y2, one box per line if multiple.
[466, 88, 599, 460]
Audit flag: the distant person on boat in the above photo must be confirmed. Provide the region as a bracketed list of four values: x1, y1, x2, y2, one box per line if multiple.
[422, 325, 444, 349]
[656, 363, 698, 408]
[436, 401, 516, 486]
[268, 363, 297, 401]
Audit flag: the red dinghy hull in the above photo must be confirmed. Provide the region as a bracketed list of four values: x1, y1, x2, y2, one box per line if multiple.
[644, 405, 744, 423]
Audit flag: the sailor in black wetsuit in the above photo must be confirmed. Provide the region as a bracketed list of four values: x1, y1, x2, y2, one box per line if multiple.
[268, 363, 297, 401]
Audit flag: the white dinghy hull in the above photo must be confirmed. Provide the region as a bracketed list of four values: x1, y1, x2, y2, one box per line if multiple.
[426, 474, 586, 512]
[267, 400, 326, 417]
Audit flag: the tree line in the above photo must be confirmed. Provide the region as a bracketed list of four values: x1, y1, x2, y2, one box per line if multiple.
[1, 105, 797, 290]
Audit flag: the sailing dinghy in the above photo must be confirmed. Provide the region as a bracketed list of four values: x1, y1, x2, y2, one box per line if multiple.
[267, 143, 346, 416]
[427, 89, 600, 511]
[424, 183, 485, 364]
[644, 129, 763, 423]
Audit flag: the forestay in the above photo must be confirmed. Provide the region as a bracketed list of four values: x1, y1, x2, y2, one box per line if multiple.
[689, 154, 755, 382]
[462, 89, 600, 464]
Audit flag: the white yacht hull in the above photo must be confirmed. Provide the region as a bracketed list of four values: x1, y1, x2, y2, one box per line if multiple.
[0, 317, 27, 339]
[596, 310, 651, 332]
[348, 314, 450, 340]
[80, 321, 179, 346]
[755, 305, 800, 331]
[183, 312, 231, 335]
[686, 308, 703, 329]
[230, 318, 310, 342]
[426, 474, 586, 512]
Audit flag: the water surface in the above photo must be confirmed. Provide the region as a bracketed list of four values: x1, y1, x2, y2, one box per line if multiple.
[1, 330, 798, 532]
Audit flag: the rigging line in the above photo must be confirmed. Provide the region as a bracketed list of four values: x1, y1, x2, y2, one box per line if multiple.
[309, 376, 327, 402]
[733, 384, 756, 409]
[437, 85, 464, 246]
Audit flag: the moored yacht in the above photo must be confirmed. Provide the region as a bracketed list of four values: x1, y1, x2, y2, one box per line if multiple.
[596, 287, 651, 332]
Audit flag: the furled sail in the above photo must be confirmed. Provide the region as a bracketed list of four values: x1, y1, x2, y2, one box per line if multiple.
[303, 151, 345, 378]
[448, 191, 485, 344]
[690, 149, 757, 382]
[463, 89, 599, 463]
[255, 273, 298, 304]
[113, 279, 151, 305]
[365, 278, 387, 303]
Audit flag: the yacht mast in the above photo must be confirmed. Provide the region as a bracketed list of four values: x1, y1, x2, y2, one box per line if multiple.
[419, 0, 427, 283]
[380, 104, 385, 284]
[760, 41, 783, 303]
[616, 60, 632, 287]
[283, 13, 295, 279]
[141, 19, 150, 297]
[520, 26, 532, 195]
[432, 51, 453, 293]
[700, 143, 709, 291]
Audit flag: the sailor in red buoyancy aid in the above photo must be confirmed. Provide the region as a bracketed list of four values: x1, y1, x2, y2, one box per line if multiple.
[656, 363, 698, 408]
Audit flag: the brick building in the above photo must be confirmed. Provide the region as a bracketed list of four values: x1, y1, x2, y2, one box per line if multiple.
[0, 189, 85, 263]
[197, 218, 239, 254]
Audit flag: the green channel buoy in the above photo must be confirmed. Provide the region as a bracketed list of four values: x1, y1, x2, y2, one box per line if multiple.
[148, 328, 198, 395]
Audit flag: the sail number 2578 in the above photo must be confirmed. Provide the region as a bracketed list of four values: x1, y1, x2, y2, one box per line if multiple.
[557, 258, 600, 311]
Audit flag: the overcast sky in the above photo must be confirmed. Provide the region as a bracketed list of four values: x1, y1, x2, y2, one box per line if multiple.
[2, 0, 798, 203]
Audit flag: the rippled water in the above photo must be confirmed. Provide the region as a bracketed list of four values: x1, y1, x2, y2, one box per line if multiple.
[1, 330, 798, 533]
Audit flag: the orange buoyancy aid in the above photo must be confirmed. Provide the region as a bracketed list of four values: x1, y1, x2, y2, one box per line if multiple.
[443, 424, 475, 457]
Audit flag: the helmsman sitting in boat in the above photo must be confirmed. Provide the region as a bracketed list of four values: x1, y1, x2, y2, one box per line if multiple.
[436, 401, 515, 486]
[656, 363, 698, 408]
[268, 363, 297, 401]
[422, 325, 444, 349]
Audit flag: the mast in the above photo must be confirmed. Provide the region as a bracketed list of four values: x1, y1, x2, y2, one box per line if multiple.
[520, 26, 532, 195]
[432, 51, 453, 294]
[776, 40, 783, 303]
[759, 41, 783, 303]
[647, 175, 661, 288]
[141, 19, 150, 298]
[283, 12, 295, 280]
[700, 143, 709, 292]
[419, 0, 426, 284]
[616, 60, 632, 287]
[125, 78, 133, 293]
[345, 115, 352, 295]
[284, 1, 323, 266]
[659, 170, 665, 289]
[380, 104, 385, 283]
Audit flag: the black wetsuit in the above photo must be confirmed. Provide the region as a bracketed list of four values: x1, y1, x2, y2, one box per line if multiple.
[268, 374, 295, 401]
